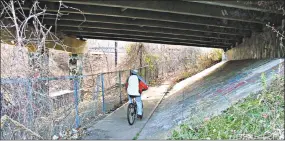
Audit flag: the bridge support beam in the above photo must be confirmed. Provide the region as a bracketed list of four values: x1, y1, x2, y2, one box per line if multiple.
[69, 54, 83, 76]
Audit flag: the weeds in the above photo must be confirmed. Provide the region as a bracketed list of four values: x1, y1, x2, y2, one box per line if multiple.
[132, 133, 140, 140]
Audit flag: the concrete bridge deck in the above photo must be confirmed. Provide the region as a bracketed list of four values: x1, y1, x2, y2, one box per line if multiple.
[13, 0, 283, 51]
[2, 0, 283, 57]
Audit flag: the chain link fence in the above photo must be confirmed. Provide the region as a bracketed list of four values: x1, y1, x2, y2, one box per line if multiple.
[0, 66, 150, 140]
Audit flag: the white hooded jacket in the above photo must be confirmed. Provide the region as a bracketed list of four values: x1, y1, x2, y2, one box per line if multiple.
[127, 75, 140, 96]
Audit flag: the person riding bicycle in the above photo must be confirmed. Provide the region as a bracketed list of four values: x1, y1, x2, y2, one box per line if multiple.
[125, 69, 148, 120]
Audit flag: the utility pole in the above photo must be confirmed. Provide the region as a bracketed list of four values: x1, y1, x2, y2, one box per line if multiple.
[139, 43, 142, 68]
[139, 43, 143, 74]
[115, 41, 118, 67]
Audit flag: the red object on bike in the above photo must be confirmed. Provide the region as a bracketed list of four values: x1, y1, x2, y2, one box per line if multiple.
[139, 80, 148, 94]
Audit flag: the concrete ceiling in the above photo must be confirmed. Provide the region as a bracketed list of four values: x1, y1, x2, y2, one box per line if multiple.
[20, 0, 283, 49]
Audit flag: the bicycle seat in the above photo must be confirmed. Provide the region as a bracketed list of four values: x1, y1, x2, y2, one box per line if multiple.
[129, 95, 139, 99]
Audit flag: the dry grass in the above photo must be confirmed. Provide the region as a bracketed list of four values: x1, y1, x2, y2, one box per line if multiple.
[171, 74, 284, 140]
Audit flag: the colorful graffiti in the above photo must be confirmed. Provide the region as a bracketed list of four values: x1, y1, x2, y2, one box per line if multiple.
[179, 60, 284, 108]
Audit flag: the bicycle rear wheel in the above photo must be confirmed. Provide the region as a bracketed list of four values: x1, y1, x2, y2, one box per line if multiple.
[127, 103, 136, 125]
[141, 101, 144, 118]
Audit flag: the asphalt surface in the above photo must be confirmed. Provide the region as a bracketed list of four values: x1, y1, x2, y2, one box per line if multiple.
[83, 82, 170, 140]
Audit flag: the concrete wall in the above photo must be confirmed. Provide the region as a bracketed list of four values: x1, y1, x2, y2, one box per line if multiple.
[226, 27, 284, 60]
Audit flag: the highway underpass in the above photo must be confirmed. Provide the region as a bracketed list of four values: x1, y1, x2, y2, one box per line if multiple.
[12, 0, 282, 53]
[1, 0, 283, 56]
[1, 0, 284, 140]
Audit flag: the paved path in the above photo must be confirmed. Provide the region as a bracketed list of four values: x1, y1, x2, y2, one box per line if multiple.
[83, 81, 170, 139]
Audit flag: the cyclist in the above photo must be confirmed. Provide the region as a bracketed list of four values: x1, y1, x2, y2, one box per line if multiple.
[125, 69, 148, 120]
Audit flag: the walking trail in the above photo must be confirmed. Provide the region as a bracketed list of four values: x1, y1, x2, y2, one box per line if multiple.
[83, 81, 171, 139]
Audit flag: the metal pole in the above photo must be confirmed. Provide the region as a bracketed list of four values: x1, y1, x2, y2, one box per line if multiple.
[145, 67, 148, 84]
[119, 71, 122, 104]
[115, 41, 118, 67]
[93, 75, 100, 117]
[139, 43, 143, 73]
[73, 76, 80, 129]
[101, 73, 105, 113]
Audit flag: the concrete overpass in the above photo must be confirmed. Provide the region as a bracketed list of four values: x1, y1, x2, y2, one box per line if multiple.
[0, 1, 284, 139]
[15, 0, 282, 52]
[1, 0, 284, 57]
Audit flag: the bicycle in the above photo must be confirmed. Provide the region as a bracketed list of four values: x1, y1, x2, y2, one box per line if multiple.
[127, 95, 143, 125]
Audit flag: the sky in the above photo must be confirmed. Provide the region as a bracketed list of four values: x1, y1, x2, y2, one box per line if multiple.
[86, 39, 130, 48]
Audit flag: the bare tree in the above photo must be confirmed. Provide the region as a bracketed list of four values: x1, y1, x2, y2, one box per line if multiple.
[0, 0, 85, 139]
